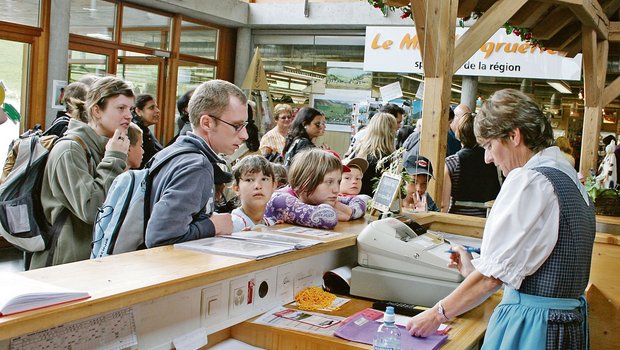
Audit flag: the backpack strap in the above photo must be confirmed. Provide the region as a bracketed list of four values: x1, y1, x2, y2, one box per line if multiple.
[44, 208, 70, 267]
[143, 147, 205, 240]
[58, 134, 93, 175]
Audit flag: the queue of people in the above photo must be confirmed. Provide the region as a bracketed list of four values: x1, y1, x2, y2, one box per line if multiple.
[6, 76, 597, 349]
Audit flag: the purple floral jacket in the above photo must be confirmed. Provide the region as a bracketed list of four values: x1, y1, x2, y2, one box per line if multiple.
[265, 186, 366, 229]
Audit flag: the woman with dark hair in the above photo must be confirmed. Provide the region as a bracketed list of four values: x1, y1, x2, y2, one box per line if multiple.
[166, 89, 195, 146]
[282, 107, 326, 167]
[176, 89, 194, 135]
[131, 94, 163, 168]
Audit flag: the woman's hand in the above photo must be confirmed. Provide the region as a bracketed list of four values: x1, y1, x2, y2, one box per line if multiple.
[448, 245, 475, 278]
[406, 307, 442, 338]
[106, 128, 130, 154]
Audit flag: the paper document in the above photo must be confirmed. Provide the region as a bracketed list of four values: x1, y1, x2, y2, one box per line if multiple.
[174, 237, 294, 260]
[253, 306, 345, 336]
[276, 226, 342, 239]
[228, 231, 323, 249]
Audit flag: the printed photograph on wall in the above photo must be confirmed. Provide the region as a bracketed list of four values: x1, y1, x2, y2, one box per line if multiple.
[326, 62, 372, 91]
[52, 80, 67, 109]
[313, 88, 371, 127]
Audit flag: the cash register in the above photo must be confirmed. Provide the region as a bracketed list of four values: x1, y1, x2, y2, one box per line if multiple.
[350, 217, 463, 307]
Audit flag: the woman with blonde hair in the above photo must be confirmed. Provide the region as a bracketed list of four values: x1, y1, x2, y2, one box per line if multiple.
[350, 112, 398, 196]
[260, 103, 293, 161]
[555, 136, 575, 167]
[30, 76, 134, 269]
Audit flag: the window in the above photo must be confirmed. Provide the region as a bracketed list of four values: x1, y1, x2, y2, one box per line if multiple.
[0, 0, 40, 27]
[0, 39, 30, 170]
[68, 50, 107, 82]
[179, 20, 218, 60]
[69, 0, 116, 41]
[121, 5, 171, 50]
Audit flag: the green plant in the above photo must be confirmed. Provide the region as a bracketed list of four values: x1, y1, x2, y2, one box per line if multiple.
[371, 147, 411, 197]
[585, 175, 620, 202]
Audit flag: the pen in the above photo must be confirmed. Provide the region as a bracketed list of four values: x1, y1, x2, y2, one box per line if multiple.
[446, 246, 481, 254]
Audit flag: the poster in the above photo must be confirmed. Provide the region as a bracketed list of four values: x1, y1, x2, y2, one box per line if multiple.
[326, 62, 372, 91]
[52, 80, 67, 109]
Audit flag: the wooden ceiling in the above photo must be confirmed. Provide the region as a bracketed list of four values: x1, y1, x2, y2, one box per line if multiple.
[385, 0, 620, 57]
[476, 0, 620, 57]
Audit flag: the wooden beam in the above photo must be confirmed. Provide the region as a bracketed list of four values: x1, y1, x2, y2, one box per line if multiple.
[543, 21, 581, 50]
[410, 0, 426, 63]
[582, 27, 598, 106]
[610, 22, 620, 42]
[384, 0, 410, 6]
[418, 0, 458, 206]
[531, 7, 575, 40]
[579, 26, 609, 176]
[510, 2, 553, 28]
[561, 35, 583, 57]
[602, 76, 620, 107]
[581, 106, 603, 175]
[567, 0, 609, 39]
[453, 0, 528, 73]
[420, 0, 441, 76]
[457, 0, 478, 18]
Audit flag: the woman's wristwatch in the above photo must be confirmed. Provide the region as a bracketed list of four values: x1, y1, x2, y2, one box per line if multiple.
[435, 300, 450, 322]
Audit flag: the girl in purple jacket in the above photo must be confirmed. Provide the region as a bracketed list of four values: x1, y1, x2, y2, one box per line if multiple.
[265, 148, 366, 229]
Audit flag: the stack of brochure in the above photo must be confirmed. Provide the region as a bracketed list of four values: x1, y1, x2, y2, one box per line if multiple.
[174, 231, 323, 260]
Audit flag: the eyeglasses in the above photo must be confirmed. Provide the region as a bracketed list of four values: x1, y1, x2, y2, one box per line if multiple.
[278, 115, 293, 120]
[210, 115, 248, 132]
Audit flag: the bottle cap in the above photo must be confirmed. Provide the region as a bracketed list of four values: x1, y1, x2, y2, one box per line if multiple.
[384, 306, 395, 323]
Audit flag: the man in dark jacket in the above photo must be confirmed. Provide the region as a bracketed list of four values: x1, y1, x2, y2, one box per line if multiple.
[146, 80, 248, 247]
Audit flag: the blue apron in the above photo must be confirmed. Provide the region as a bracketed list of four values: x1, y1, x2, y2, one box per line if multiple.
[482, 287, 588, 349]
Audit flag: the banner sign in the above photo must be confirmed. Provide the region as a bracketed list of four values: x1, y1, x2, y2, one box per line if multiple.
[364, 26, 582, 81]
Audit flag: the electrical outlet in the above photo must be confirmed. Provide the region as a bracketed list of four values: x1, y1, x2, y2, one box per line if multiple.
[229, 275, 254, 317]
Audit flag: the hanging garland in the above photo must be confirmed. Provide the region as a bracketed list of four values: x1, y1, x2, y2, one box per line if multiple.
[366, 1, 545, 49]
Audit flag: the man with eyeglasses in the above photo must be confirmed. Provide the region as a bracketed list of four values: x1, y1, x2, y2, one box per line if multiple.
[144, 80, 249, 247]
[260, 103, 293, 161]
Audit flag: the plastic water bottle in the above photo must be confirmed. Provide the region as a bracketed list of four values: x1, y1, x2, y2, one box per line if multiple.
[373, 306, 401, 350]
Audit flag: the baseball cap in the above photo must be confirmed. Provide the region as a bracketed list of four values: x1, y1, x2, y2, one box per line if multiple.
[325, 149, 351, 172]
[404, 155, 433, 178]
[343, 157, 368, 173]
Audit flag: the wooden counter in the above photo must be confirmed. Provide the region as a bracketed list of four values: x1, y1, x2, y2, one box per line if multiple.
[0, 220, 363, 344]
[229, 293, 501, 350]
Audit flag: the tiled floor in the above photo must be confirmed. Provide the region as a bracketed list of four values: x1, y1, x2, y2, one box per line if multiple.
[0, 247, 26, 272]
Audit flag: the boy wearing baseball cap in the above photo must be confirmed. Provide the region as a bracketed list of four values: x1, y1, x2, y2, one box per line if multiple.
[339, 157, 370, 202]
[403, 155, 439, 212]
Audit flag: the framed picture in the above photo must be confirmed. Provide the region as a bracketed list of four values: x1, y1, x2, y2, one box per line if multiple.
[52, 80, 67, 110]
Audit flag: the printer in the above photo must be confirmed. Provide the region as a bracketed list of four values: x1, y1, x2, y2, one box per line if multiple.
[350, 218, 463, 307]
